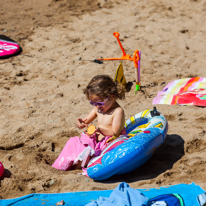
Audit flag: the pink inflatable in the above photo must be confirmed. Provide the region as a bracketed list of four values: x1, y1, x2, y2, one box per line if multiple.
[0, 35, 20, 58]
[0, 162, 4, 177]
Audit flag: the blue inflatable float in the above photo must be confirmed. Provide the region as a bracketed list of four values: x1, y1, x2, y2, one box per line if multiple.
[87, 107, 168, 180]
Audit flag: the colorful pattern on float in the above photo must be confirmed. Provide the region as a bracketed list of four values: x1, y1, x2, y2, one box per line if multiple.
[87, 108, 168, 180]
[0, 35, 20, 58]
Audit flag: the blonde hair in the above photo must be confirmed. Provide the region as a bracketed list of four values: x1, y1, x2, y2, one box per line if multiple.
[85, 75, 125, 100]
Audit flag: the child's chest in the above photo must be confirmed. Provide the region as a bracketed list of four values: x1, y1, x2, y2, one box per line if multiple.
[97, 112, 114, 126]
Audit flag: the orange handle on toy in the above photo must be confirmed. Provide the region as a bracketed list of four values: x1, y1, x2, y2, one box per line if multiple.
[133, 50, 139, 68]
[96, 33, 140, 69]
[113, 32, 126, 56]
[113, 32, 120, 38]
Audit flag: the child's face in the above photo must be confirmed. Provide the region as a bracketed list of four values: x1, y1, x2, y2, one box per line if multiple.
[89, 94, 114, 112]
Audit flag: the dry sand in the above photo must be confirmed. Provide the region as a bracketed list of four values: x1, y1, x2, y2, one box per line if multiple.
[0, 0, 206, 199]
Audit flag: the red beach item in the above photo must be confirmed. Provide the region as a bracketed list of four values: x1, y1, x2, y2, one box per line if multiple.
[0, 161, 4, 177]
[0, 35, 20, 58]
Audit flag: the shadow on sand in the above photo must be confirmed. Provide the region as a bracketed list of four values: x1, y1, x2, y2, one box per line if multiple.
[99, 134, 184, 183]
[0, 169, 12, 183]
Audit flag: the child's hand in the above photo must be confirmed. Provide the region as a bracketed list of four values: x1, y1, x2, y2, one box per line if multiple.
[95, 127, 101, 133]
[77, 118, 88, 129]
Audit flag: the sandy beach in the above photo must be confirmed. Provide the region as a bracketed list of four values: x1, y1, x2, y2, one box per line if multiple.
[0, 0, 206, 199]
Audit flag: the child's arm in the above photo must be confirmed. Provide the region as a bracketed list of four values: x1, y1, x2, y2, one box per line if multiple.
[76, 107, 97, 129]
[112, 107, 125, 136]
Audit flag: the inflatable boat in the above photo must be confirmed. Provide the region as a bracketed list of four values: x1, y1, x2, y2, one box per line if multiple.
[87, 107, 168, 180]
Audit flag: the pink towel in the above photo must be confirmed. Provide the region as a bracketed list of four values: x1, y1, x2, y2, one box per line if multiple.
[52, 128, 126, 171]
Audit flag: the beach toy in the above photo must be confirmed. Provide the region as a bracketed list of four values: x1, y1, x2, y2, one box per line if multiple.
[86, 107, 168, 180]
[0, 35, 20, 59]
[87, 125, 96, 135]
[96, 32, 141, 93]
[81, 32, 141, 93]
[0, 162, 4, 177]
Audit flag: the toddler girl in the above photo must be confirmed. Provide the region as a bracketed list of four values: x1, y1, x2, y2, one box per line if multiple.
[52, 74, 126, 171]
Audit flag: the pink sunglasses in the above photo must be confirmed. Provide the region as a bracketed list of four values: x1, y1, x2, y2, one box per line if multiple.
[90, 96, 110, 107]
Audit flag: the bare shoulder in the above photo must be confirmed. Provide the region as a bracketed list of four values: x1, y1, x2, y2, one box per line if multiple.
[88, 106, 98, 116]
[93, 106, 98, 112]
[92, 106, 98, 114]
[114, 106, 124, 116]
